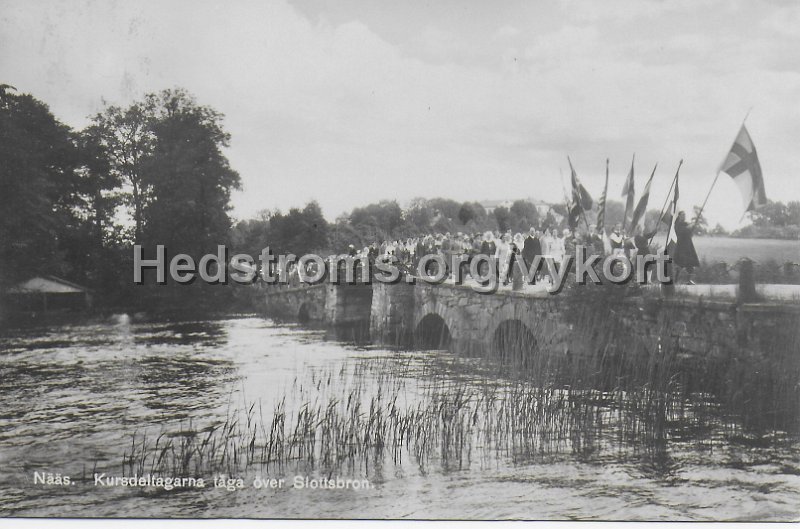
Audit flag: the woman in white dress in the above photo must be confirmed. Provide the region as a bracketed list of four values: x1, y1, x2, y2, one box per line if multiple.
[541, 228, 554, 257]
[495, 233, 513, 285]
[550, 230, 566, 274]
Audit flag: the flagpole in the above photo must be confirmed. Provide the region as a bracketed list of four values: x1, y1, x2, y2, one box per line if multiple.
[598, 158, 609, 232]
[664, 159, 684, 248]
[559, 167, 569, 206]
[566, 156, 591, 232]
[580, 205, 591, 232]
[647, 164, 683, 245]
[621, 153, 635, 234]
[692, 171, 721, 230]
[559, 167, 573, 228]
[693, 109, 754, 230]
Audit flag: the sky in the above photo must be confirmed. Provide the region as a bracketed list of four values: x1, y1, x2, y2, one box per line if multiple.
[1, 0, 799, 229]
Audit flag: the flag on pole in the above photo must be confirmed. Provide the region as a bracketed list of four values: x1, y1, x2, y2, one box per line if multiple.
[621, 155, 635, 231]
[630, 163, 657, 234]
[597, 158, 609, 231]
[719, 124, 766, 212]
[568, 157, 593, 211]
[666, 169, 680, 246]
[568, 201, 581, 231]
[561, 168, 580, 231]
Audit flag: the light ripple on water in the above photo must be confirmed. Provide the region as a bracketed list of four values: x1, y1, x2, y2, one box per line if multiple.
[0, 316, 797, 520]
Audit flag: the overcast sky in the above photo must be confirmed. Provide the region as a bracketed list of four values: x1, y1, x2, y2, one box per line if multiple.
[2, 0, 799, 229]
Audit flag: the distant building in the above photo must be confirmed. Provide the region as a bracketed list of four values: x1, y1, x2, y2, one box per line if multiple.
[480, 199, 513, 215]
[481, 199, 555, 220]
[6, 276, 92, 312]
[532, 201, 552, 218]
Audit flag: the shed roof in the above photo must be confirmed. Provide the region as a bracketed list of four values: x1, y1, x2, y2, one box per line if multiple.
[8, 276, 90, 294]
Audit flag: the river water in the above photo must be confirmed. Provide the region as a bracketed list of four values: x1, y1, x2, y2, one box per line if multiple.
[0, 316, 798, 520]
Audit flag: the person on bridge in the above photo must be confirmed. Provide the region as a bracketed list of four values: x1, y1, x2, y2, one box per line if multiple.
[495, 234, 513, 285]
[609, 224, 624, 256]
[549, 230, 566, 274]
[521, 228, 542, 278]
[480, 231, 496, 257]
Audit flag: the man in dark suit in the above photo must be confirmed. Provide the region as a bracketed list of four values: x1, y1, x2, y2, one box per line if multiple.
[521, 227, 542, 280]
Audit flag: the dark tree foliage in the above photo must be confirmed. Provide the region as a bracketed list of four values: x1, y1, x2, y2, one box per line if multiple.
[733, 199, 800, 239]
[458, 202, 476, 225]
[141, 89, 241, 257]
[266, 202, 330, 256]
[348, 200, 404, 242]
[0, 92, 86, 286]
[508, 200, 540, 232]
[1, 87, 243, 312]
[493, 206, 511, 233]
[87, 100, 155, 243]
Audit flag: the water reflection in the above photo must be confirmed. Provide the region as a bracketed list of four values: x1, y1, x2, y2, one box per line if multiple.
[0, 317, 797, 520]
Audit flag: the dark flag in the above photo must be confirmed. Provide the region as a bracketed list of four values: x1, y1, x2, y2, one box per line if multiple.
[568, 157, 593, 211]
[621, 154, 635, 230]
[666, 166, 680, 247]
[597, 158, 609, 231]
[630, 163, 657, 233]
[568, 201, 581, 231]
[719, 124, 767, 213]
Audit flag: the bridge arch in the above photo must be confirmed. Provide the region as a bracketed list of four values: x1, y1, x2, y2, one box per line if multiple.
[415, 313, 451, 349]
[297, 301, 322, 323]
[485, 301, 542, 367]
[491, 319, 537, 367]
[413, 299, 460, 350]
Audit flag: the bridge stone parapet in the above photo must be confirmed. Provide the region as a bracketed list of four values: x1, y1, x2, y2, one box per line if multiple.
[262, 280, 799, 369]
[370, 281, 799, 365]
[263, 283, 373, 326]
[409, 283, 571, 357]
[263, 284, 328, 323]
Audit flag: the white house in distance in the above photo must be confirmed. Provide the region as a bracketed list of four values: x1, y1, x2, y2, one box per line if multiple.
[480, 198, 554, 219]
[480, 199, 513, 215]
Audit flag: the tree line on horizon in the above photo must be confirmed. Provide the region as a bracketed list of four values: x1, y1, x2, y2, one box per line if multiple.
[2, 85, 798, 310]
[1, 86, 240, 308]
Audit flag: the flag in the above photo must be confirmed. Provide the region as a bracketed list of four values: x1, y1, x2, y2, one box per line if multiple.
[630, 163, 657, 234]
[666, 168, 680, 246]
[719, 124, 766, 212]
[597, 158, 609, 231]
[621, 154, 635, 230]
[568, 157, 593, 211]
[560, 168, 579, 231]
[568, 202, 581, 231]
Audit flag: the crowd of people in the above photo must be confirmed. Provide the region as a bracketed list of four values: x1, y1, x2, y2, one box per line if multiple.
[338, 216, 698, 286]
[266, 211, 700, 288]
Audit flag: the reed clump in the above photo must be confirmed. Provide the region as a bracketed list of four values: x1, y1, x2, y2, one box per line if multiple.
[122, 282, 799, 478]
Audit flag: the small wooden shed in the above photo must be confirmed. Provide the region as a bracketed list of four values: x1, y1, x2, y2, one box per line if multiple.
[7, 276, 92, 311]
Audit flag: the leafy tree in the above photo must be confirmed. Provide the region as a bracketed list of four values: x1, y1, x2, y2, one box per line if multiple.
[692, 205, 709, 235]
[787, 201, 800, 226]
[0, 92, 84, 285]
[141, 89, 241, 257]
[267, 201, 329, 256]
[494, 206, 511, 233]
[458, 202, 476, 225]
[749, 200, 790, 227]
[710, 223, 729, 236]
[87, 99, 156, 243]
[230, 210, 272, 258]
[427, 198, 461, 223]
[349, 200, 403, 240]
[404, 198, 435, 234]
[508, 199, 540, 232]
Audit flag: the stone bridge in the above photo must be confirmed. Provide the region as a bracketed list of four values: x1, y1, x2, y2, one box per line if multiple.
[261, 281, 800, 366]
[259, 283, 373, 326]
